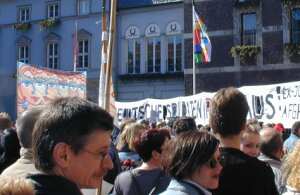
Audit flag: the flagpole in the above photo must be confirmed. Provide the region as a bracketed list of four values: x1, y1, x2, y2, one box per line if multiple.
[192, 1, 196, 95]
[98, 0, 108, 107]
[104, 0, 117, 111]
[73, 21, 78, 72]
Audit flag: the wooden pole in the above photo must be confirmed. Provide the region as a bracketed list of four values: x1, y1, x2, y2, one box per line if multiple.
[104, 0, 117, 111]
[97, 1, 108, 194]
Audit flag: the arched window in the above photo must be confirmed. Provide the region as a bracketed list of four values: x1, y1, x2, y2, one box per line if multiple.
[126, 26, 141, 74]
[166, 21, 182, 72]
[16, 36, 31, 63]
[45, 33, 60, 69]
[145, 24, 161, 73]
[76, 29, 92, 69]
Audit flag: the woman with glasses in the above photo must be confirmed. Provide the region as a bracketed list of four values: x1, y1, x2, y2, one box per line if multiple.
[161, 131, 222, 195]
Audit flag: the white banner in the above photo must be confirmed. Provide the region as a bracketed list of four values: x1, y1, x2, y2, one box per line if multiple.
[116, 81, 300, 128]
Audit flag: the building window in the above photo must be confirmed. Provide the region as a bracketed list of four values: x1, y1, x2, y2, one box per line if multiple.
[47, 3, 59, 19]
[18, 45, 29, 63]
[167, 35, 182, 72]
[78, 0, 90, 15]
[47, 42, 59, 69]
[241, 13, 256, 45]
[291, 8, 300, 44]
[147, 38, 161, 73]
[127, 39, 141, 74]
[18, 6, 31, 23]
[78, 39, 89, 68]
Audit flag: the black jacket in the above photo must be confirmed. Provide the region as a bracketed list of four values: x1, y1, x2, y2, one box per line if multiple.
[213, 148, 279, 195]
[27, 174, 82, 195]
[0, 128, 20, 173]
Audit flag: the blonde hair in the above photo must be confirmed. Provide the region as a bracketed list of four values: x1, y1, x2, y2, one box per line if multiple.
[282, 141, 300, 190]
[0, 176, 35, 195]
[241, 123, 260, 142]
[117, 123, 145, 151]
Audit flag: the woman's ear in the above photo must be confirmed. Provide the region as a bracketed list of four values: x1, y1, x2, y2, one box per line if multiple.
[52, 142, 71, 168]
[151, 150, 161, 160]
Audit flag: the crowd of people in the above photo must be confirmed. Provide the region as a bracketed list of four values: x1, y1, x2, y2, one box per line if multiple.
[0, 87, 300, 195]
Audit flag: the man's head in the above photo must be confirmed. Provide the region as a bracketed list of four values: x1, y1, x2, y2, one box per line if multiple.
[32, 97, 113, 188]
[173, 117, 197, 135]
[209, 87, 249, 138]
[291, 121, 300, 136]
[0, 112, 12, 131]
[16, 107, 43, 149]
[260, 127, 283, 160]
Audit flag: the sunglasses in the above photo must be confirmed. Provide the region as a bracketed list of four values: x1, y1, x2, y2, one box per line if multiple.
[206, 157, 221, 169]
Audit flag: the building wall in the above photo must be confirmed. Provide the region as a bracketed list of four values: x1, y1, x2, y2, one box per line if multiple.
[116, 3, 185, 101]
[184, 0, 300, 95]
[0, 0, 103, 118]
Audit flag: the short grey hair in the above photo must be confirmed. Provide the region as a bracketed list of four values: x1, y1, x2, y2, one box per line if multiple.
[16, 107, 43, 148]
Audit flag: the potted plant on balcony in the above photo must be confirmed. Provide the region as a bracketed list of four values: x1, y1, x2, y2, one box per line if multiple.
[14, 23, 31, 31]
[285, 43, 300, 62]
[39, 18, 60, 29]
[230, 45, 260, 65]
[282, 0, 298, 7]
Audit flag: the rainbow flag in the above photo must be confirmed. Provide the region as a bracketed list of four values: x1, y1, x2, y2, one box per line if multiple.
[193, 6, 211, 64]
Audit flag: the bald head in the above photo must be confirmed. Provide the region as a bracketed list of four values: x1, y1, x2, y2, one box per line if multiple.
[260, 127, 283, 159]
[16, 107, 43, 148]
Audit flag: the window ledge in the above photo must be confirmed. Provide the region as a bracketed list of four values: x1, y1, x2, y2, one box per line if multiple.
[119, 72, 184, 80]
[234, 0, 260, 7]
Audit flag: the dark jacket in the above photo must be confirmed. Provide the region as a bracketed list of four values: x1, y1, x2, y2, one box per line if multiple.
[213, 147, 279, 195]
[112, 168, 170, 195]
[27, 174, 82, 195]
[0, 128, 20, 173]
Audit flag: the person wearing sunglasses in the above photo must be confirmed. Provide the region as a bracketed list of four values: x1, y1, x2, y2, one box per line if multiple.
[161, 131, 222, 195]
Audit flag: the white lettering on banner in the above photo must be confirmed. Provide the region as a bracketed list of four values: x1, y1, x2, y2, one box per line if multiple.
[116, 81, 300, 128]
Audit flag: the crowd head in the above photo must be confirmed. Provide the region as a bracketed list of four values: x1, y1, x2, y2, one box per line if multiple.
[0, 112, 12, 131]
[209, 87, 249, 137]
[167, 131, 221, 189]
[133, 129, 170, 162]
[32, 96, 113, 188]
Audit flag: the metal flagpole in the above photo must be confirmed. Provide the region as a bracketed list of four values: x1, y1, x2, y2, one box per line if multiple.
[73, 21, 78, 72]
[192, 0, 196, 95]
[98, 0, 108, 108]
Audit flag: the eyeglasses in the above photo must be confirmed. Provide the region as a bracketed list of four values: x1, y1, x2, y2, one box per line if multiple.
[81, 148, 109, 161]
[206, 157, 221, 169]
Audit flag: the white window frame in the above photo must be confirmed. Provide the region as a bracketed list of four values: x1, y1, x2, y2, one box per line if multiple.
[127, 39, 141, 74]
[18, 6, 31, 23]
[146, 37, 161, 73]
[78, 0, 90, 15]
[47, 2, 59, 19]
[47, 42, 59, 69]
[18, 45, 30, 63]
[167, 35, 182, 72]
[78, 39, 89, 68]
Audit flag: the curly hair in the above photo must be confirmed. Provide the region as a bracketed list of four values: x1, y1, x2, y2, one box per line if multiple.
[282, 141, 300, 190]
[0, 176, 35, 195]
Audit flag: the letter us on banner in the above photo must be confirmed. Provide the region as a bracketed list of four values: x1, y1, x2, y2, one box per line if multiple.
[116, 81, 300, 128]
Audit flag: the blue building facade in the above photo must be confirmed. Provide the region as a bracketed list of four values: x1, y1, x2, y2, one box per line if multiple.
[0, 0, 185, 119]
[0, 0, 104, 119]
[116, 1, 185, 101]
